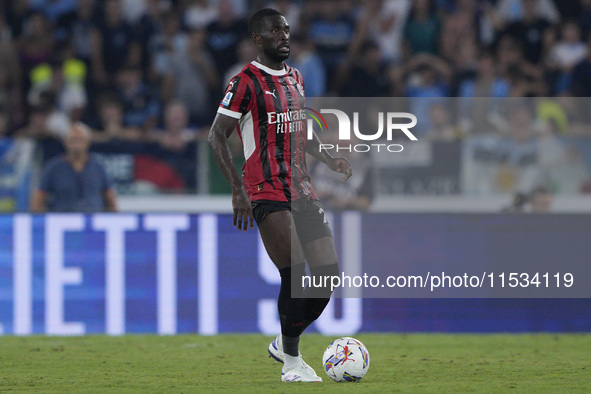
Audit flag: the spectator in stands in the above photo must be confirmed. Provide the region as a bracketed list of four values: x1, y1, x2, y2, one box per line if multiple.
[440, 0, 478, 73]
[34, 90, 72, 139]
[504, 104, 540, 192]
[529, 185, 554, 212]
[547, 21, 588, 94]
[154, 100, 200, 152]
[28, 42, 87, 124]
[0, 14, 16, 52]
[495, 36, 545, 96]
[0, 109, 10, 137]
[404, 54, 452, 134]
[15, 105, 52, 138]
[92, 92, 141, 141]
[503, 185, 554, 213]
[5, 0, 31, 41]
[403, 0, 441, 58]
[424, 102, 466, 141]
[91, 0, 141, 87]
[499, 0, 553, 65]
[119, 0, 147, 23]
[116, 65, 161, 131]
[268, 0, 302, 32]
[579, 0, 591, 37]
[458, 51, 510, 131]
[30, 0, 77, 24]
[386, 64, 407, 96]
[288, 34, 326, 97]
[184, 0, 218, 30]
[135, 0, 165, 76]
[148, 10, 187, 82]
[354, 0, 411, 64]
[336, 41, 390, 97]
[19, 12, 54, 78]
[459, 51, 510, 98]
[164, 28, 218, 126]
[223, 38, 257, 85]
[570, 33, 591, 97]
[55, 0, 98, 65]
[455, 1, 504, 47]
[307, 0, 357, 82]
[205, 0, 248, 78]
[495, 0, 560, 25]
[30, 122, 117, 212]
[0, 15, 23, 121]
[1, 0, 591, 202]
[553, 0, 584, 20]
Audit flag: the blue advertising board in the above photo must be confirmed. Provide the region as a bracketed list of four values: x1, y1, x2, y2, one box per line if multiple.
[0, 213, 589, 335]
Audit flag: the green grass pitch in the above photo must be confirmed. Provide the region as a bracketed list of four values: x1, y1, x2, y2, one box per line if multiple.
[1, 334, 589, 392]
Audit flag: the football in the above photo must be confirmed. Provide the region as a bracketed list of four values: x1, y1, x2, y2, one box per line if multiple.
[322, 337, 370, 382]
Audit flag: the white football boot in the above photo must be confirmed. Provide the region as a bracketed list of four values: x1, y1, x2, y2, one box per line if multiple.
[268, 335, 291, 363]
[269, 336, 322, 382]
[281, 355, 323, 383]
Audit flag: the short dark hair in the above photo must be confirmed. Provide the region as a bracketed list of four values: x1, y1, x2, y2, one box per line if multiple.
[249, 8, 283, 35]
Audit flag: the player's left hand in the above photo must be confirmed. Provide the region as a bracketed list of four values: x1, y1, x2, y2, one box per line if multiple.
[328, 157, 352, 181]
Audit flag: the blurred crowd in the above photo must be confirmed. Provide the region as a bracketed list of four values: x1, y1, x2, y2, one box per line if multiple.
[0, 0, 591, 205]
[1, 0, 591, 146]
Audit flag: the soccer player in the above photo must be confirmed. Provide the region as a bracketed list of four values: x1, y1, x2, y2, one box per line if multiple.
[208, 8, 352, 383]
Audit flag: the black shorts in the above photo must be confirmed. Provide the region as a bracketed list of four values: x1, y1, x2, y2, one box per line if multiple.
[251, 198, 333, 244]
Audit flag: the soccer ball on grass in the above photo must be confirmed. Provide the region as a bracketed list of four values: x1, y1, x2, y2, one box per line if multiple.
[322, 337, 370, 382]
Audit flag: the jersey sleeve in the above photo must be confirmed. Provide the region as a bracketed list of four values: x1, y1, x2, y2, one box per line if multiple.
[217, 75, 253, 119]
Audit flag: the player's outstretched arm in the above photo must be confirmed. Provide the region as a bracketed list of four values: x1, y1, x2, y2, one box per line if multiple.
[208, 113, 254, 231]
[305, 130, 353, 181]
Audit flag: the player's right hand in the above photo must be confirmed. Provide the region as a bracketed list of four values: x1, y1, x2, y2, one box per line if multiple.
[232, 188, 254, 232]
[328, 157, 353, 181]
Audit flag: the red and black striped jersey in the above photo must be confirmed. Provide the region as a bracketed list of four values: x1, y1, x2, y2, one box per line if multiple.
[217, 60, 317, 202]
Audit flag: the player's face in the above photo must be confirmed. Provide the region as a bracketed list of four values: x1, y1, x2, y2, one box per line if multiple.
[259, 15, 290, 62]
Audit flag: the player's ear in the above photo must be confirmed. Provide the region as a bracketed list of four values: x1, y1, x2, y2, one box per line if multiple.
[252, 32, 261, 45]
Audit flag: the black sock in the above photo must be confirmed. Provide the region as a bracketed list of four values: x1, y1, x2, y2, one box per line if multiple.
[282, 335, 300, 358]
[303, 264, 339, 329]
[278, 264, 307, 356]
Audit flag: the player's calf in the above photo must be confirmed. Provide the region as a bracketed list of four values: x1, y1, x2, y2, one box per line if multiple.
[303, 264, 339, 327]
[277, 264, 307, 355]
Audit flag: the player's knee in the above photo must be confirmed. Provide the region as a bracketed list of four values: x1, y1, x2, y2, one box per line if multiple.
[314, 263, 339, 278]
[306, 263, 339, 298]
[311, 263, 339, 285]
[279, 263, 307, 299]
